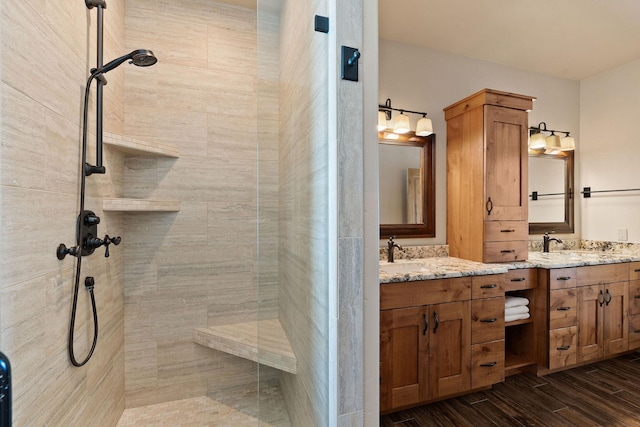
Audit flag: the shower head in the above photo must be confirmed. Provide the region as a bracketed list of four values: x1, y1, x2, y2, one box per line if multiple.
[93, 49, 157, 76]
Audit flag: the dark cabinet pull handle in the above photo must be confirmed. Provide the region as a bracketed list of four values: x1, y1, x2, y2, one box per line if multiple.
[501, 250, 515, 254]
[556, 307, 571, 311]
[486, 197, 493, 215]
[598, 290, 605, 307]
[510, 278, 526, 282]
[433, 312, 439, 333]
[605, 289, 612, 306]
[635, 269, 640, 272]
[422, 313, 428, 336]
[635, 295, 640, 299]
[480, 284, 497, 289]
[500, 229, 515, 233]
[480, 361, 497, 367]
[557, 277, 571, 281]
[480, 318, 498, 323]
[557, 345, 571, 351]
[634, 330, 640, 334]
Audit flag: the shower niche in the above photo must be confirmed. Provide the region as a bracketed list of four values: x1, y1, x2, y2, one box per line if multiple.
[102, 132, 181, 212]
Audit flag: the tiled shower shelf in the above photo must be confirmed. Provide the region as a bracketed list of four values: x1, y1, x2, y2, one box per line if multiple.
[103, 132, 179, 158]
[103, 198, 180, 212]
[193, 318, 297, 374]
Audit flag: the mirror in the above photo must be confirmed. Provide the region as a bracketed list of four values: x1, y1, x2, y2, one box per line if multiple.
[379, 131, 435, 238]
[528, 151, 574, 234]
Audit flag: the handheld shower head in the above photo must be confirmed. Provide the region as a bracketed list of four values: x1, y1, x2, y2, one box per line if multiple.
[92, 49, 157, 76]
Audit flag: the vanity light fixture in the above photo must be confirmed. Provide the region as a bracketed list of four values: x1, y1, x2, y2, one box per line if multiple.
[378, 98, 431, 135]
[559, 132, 575, 151]
[529, 122, 575, 152]
[416, 114, 434, 136]
[377, 111, 388, 131]
[393, 111, 411, 134]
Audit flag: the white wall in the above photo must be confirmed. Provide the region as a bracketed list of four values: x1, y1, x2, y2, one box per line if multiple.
[379, 39, 581, 245]
[580, 59, 640, 244]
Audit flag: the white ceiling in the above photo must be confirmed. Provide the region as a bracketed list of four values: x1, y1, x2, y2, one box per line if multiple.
[379, 0, 640, 80]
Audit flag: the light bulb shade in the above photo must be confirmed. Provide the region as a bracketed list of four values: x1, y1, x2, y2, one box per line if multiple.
[545, 133, 561, 150]
[416, 117, 433, 136]
[529, 132, 546, 149]
[559, 135, 575, 151]
[393, 113, 410, 134]
[377, 111, 388, 131]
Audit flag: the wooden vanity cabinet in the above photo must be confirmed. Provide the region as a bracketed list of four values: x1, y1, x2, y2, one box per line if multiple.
[380, 274, 511, 413]
[444, 89, 534, 263]
[576, 264, 629, 362]
[380, 278, 471, 412]
[537, 263, 630, 373]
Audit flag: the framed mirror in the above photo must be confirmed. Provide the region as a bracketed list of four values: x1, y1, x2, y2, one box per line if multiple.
[379, 131, 435, 238]
[528, 151, 574, 234]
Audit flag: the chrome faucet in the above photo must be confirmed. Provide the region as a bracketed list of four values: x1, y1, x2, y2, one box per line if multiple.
[543, 232, 562, 253]
[387, 236, 403, 263]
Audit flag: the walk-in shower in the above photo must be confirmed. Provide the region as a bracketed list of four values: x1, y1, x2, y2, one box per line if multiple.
[55, 0, 157, 367]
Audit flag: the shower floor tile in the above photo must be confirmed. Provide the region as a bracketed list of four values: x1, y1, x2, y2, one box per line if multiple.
[117, 394, 291, 427]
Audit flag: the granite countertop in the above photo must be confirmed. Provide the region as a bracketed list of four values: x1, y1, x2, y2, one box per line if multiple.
[380, 251, 640, 284]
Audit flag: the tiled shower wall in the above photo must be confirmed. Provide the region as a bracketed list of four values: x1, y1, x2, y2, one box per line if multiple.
[122, 0, 279, 408]
[1, 0, 126, 425]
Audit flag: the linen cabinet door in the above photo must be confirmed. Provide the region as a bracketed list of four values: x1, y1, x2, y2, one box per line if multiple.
[380, 307, 429, 412]
[428, 300, 471, 399]
[483, 105, 528, 222]
[603, 281, 628, 356]
[577, 285, 604, 363]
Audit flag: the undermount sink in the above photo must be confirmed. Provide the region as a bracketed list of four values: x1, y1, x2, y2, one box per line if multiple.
[379, 262, 429, 274]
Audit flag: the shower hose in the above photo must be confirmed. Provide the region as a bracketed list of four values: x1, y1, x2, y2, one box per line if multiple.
[68, 73, 100, 367]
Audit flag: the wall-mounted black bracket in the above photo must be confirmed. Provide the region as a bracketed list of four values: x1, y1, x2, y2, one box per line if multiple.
[314, 15, 329, 33]
[583, 187, 591, 198]
[341, 46, 361, 82]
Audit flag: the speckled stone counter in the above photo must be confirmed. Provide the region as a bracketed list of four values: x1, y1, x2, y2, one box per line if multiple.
[379, 257, 508, 283]
[380, 251, 640, 284]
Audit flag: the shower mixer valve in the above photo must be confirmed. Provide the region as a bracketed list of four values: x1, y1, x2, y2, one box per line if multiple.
[56, 210, 121, 259]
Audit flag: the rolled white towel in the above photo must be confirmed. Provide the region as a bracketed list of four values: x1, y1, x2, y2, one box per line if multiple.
[505, 312, 530, 323]
[505, 296, 530, 308]
[505, 305, 529, 316]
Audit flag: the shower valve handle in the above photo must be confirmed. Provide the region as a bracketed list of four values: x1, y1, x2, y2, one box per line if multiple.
[102, 235, 121, 258]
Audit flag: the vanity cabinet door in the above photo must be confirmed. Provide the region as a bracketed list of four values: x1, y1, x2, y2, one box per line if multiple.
[602, 281, 628, 356]
[577, 284, 604, 362]
[428, 301, 471, 399]
[380, 307, 429, 412]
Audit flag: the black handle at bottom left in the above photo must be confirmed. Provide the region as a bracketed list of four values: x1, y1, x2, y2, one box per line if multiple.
[0, 351, 11, 427]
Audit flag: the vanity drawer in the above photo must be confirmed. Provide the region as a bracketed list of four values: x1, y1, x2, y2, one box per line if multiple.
[380, 277, 471, 310]
[629, 315, 640, 350]
[631, 262, 640, 281]
[485, 221, 528, 242]
[471, 340, 505, 389]
[548, 326, 577, 370]
[505, 269, 538, 291]
[549, 289, 577, 329]
[471, 297, 505, 344]
[472, 274, 505, 299]
[630, 280, 640, 316]
[549, 268, 577, 290]
[576, 263, 629, 286]
[484, 241, 528, 263]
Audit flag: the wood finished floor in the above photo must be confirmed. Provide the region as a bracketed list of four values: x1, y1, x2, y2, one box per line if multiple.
[380, 352, 640, 427]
